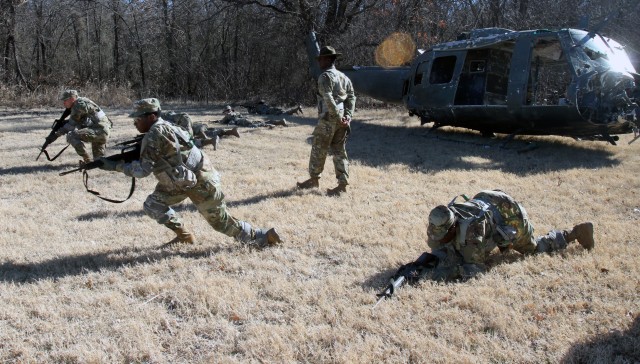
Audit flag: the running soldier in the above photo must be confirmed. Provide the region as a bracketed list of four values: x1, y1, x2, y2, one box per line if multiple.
[99, 98, 282, 248]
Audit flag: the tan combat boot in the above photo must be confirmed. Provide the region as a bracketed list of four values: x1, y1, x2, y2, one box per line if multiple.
[79, 155, 91, 167]
[225, 127, 240, 138]
[565, 222, 595, 250]
[200, 135, 220, 150]
[327, 183, 347, 197]
[265, 228, 282, 246]
[167, 227, 195, 245]
[297, 177, 319, 189]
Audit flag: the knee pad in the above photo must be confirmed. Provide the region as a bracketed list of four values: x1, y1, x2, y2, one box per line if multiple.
[143, 196, 175, 224]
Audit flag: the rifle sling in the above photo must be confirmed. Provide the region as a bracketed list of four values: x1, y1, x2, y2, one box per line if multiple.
[82, 170, 136, 203]
[42, 144, 70, 161]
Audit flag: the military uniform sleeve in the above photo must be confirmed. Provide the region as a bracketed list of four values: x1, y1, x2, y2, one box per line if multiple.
[56, 119, 79, 135]
[318, 73, 340, 118]
[70, 100, 91, 127]
[343, 79, 356, 119]
[120, 128, 166, 178]
[464, 219, 487, 246]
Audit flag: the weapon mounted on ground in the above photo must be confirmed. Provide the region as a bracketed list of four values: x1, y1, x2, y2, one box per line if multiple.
[59, 134, 144, 203]
[373, 252, 437, 309]
[36, 108, 71, 161]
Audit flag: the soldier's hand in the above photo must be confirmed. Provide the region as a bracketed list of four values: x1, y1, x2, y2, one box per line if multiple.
[98, 158, 119, 171]
[340, 115, 351, 126]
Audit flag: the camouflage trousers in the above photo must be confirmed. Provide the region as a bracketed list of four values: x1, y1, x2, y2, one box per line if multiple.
[143, 171, 252, 241]
[308, 116, 350, 184]
[425, 227, 570, 282]
[67, 128, 109, 160]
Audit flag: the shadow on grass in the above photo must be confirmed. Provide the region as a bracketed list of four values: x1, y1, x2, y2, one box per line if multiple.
[0, 162, 76, 175]
[560, 315, 640, 363]
[346, 121, 619, 175]
[0, 244, 233, 284]
[283, 115, 620, 175]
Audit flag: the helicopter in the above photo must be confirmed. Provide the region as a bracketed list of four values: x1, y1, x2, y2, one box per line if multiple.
[305, 25, 640, 145]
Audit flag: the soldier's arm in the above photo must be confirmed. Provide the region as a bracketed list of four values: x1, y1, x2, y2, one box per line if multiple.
[318, 73, 340, 118]
[343, 79, 356, 119]
[119, 131, 162, 178]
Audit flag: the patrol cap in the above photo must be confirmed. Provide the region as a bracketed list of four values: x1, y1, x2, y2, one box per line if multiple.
[129, 98, 161, 117]
[223, 105, 232, 113]
[317, 46, 342, 59]
[427, 205, 456, 241]
[60, 89, 78, 100]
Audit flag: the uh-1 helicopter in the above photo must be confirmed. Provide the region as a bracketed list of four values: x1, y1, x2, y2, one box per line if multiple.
[305, 22, 640, 145]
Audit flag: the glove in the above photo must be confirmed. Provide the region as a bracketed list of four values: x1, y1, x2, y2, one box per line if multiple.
[99, 158, 119, 171]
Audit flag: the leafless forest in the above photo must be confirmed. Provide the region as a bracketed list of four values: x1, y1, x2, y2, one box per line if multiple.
[1, 0, 639, 105]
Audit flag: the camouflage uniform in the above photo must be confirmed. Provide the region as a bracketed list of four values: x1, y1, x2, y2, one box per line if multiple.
[221, 110, 288, 128]
[57, 96, 112, 160]
[108, 100, 278, 247]
[307, 65, 356, 185]
[424, 190, 591, 281]
[162, 111, 228, 148]
[250, 103, 301, 115]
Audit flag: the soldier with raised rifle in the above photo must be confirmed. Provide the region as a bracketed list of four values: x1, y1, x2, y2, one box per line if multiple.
[98, 98, 282, 248]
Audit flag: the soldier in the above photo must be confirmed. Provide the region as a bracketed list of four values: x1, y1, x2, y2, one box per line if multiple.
[162, 109, 239, 151]
[297, 45, 356, 196]
[405, 190, 594, 281]
[55, 89, 112, 164]
[221, 105, 287, 128]
[98, 98, 282, 248]
[249, 100, 303, 116]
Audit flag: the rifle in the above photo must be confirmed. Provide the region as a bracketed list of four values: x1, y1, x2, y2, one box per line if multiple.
[373, 252, 437, 309]
[36, 108, 71, 161]
[59, 135, 144, 203]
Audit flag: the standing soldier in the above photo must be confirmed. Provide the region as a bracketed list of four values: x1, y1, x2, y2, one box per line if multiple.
[297, 45, 355, 196]
[98, 98, 282, 248]
[55, 89, 112, 164]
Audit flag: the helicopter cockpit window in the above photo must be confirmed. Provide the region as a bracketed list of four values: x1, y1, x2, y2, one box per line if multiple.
[570, 30, 636, 74]
[526, 37, 572, 106]
[430, 56, 457, 84]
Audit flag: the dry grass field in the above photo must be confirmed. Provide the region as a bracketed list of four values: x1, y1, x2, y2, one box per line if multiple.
[0, 104, 638, 363]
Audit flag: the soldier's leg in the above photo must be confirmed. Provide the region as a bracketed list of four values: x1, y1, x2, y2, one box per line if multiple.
[329, 126, 350, 185]
[90, 131, 109, 159]
[510, 216, 538, 255]
[143, 186, 188, 230]
[308, 118, 336, 179]
[66, 130, 91, 162]
[188, 172, 281, 247]
[534, 230, 569, 253]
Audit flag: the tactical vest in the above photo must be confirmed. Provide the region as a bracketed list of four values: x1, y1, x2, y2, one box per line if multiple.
[448, 190, 520, 247]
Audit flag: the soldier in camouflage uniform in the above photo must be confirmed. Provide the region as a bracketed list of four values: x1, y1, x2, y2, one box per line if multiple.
[98, 98, 282, 248]
[221, 105, 287, 128]
[249, 100, 303, 116]
[406, 189, 595, 281]
[162, 109, 240, 151]
[297, 46, 356, 196]
[56, 89, 112, 164]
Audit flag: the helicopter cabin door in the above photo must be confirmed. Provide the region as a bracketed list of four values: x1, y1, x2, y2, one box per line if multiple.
[410, 50, 466, 123]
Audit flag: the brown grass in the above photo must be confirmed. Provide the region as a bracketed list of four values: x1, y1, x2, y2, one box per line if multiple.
[0, 105, 638, 363]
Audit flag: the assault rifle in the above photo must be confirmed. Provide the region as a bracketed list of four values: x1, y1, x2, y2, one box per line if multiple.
[373, 252, 437, 309]
[59, 134, 144, 203]
[36, 108, 71, 161]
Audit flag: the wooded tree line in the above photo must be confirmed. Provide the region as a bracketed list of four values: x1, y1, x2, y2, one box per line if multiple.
[1, 0, 638, 105]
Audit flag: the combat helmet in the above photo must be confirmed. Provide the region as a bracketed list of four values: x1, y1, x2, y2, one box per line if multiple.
[427, 205, 456, 241]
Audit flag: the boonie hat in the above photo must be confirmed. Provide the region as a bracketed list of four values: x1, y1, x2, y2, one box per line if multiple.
[60, 89, 79, 100]
[427, 205, 456, 241]
[317, 46, 342, 59]
[129, 98, 161, 117]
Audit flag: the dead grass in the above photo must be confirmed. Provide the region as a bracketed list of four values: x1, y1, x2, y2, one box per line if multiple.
[0, 105, 638, 363]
